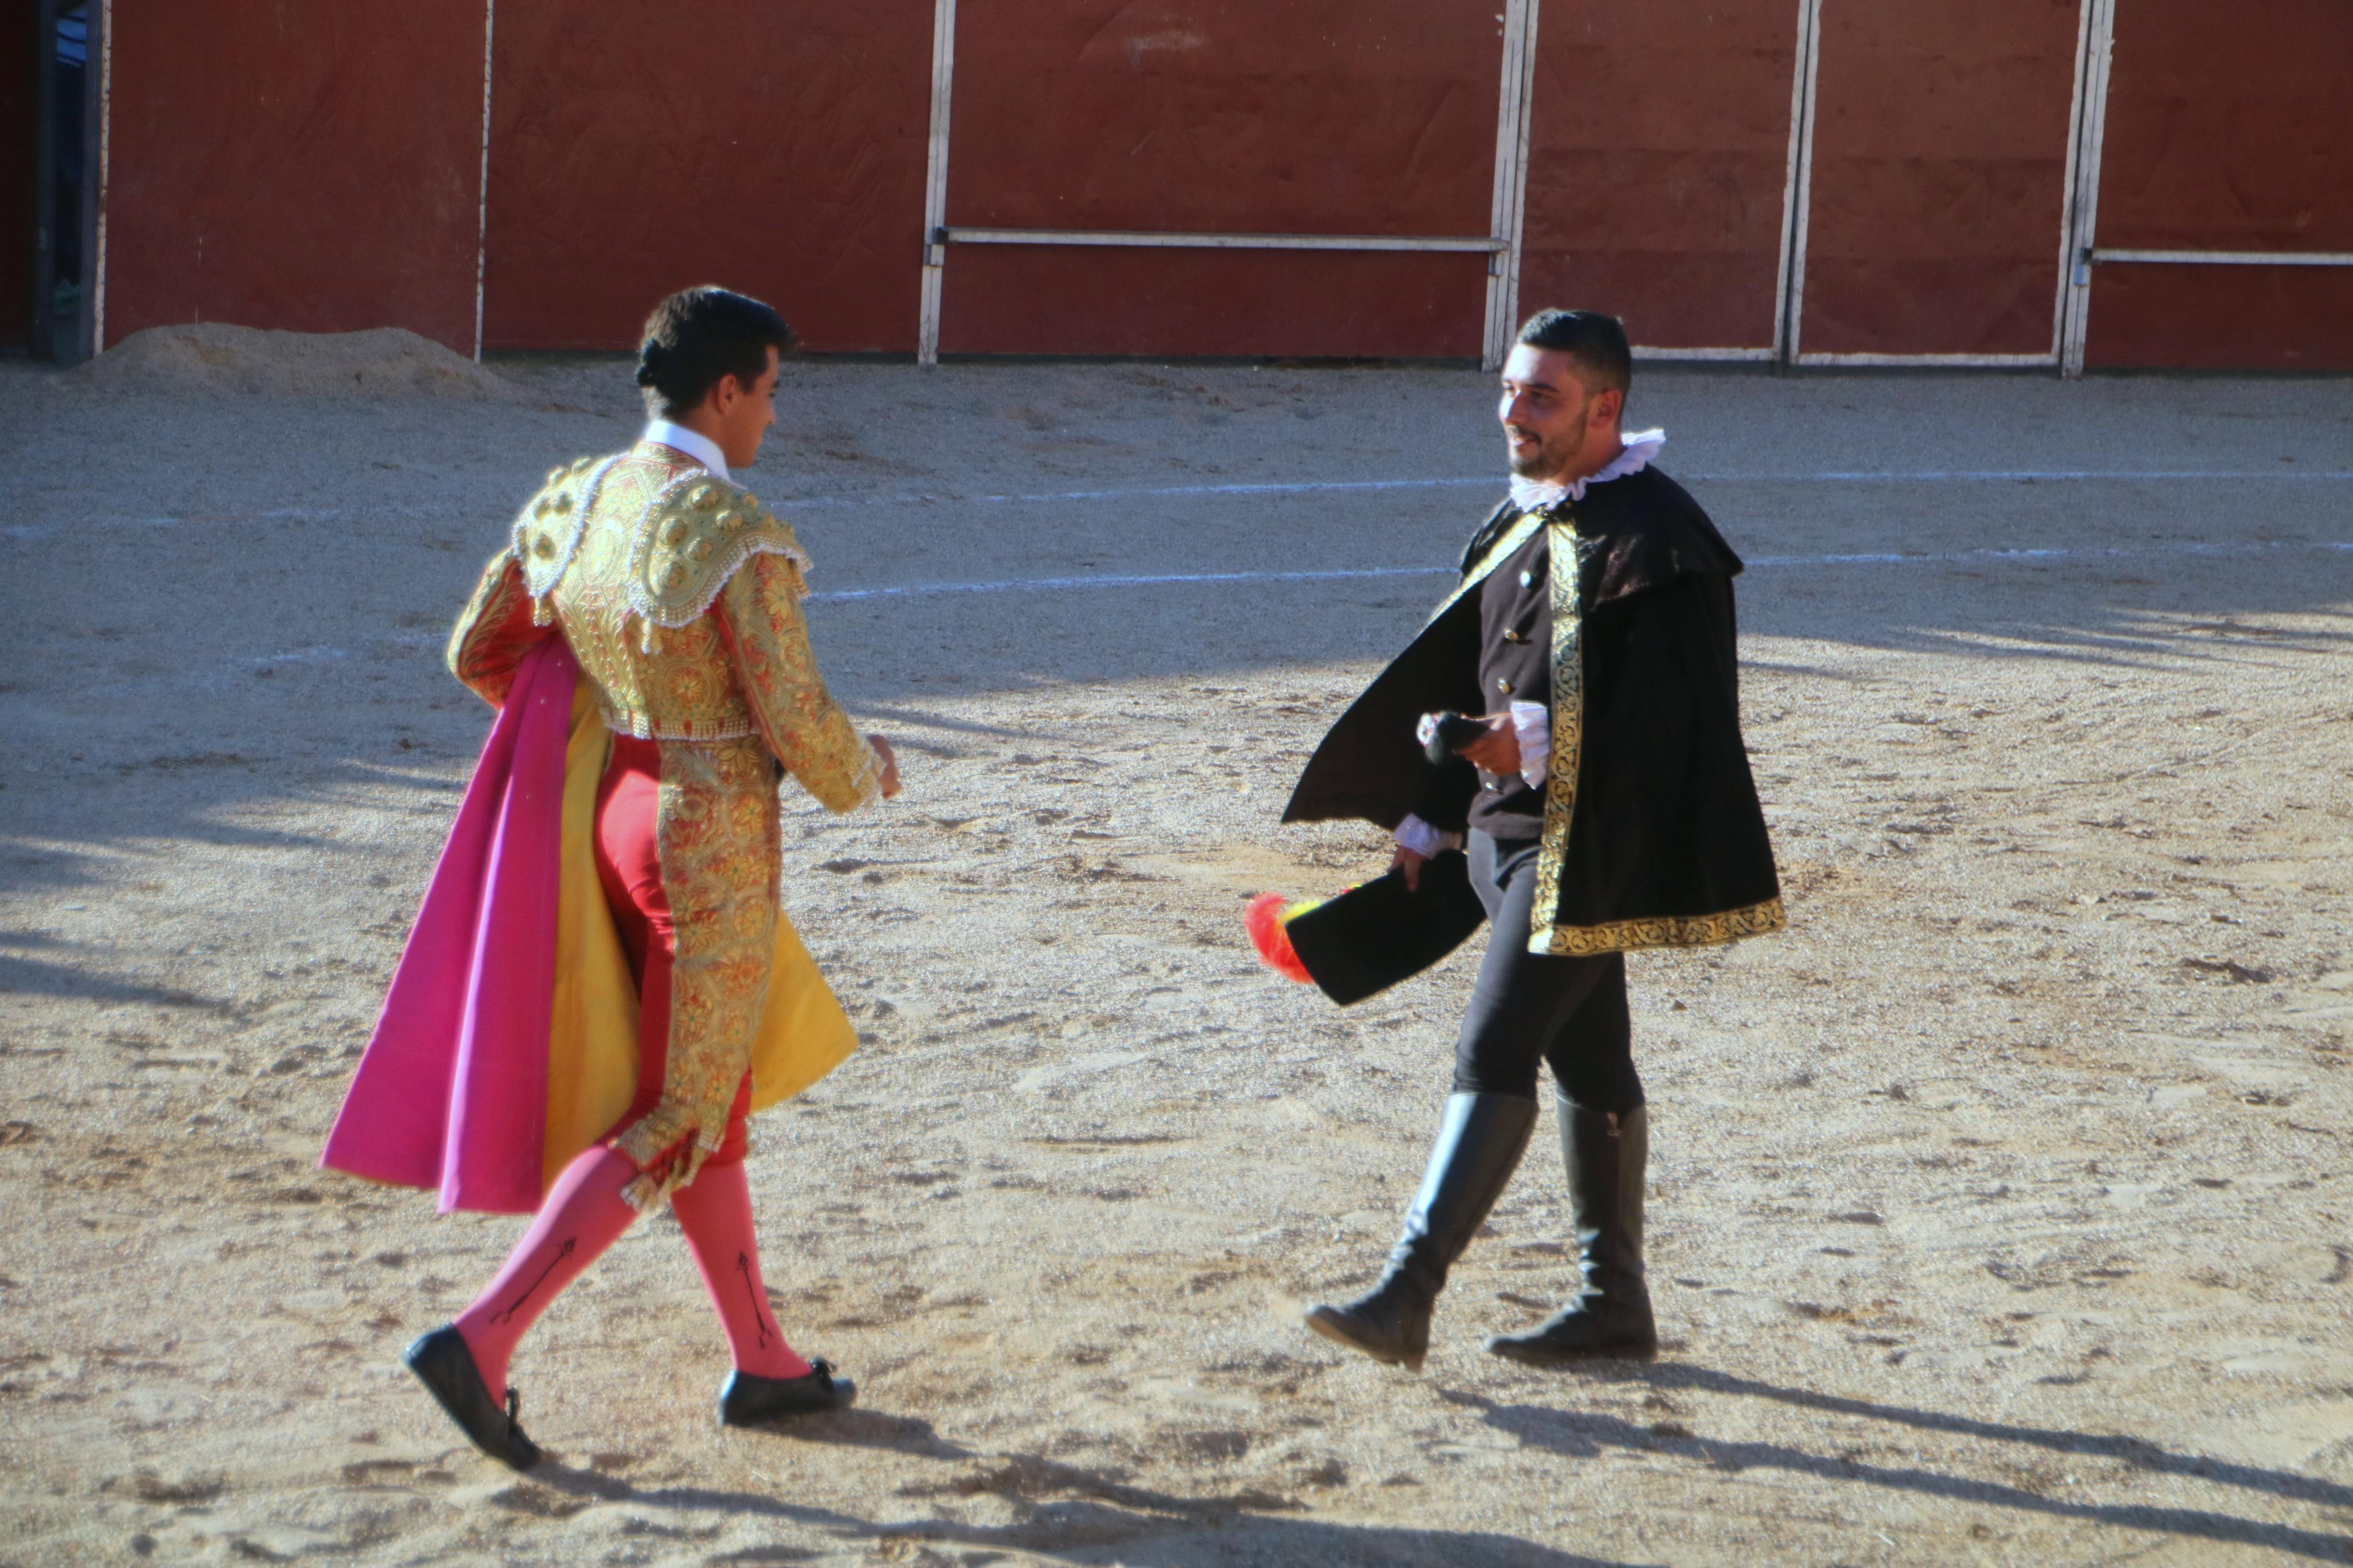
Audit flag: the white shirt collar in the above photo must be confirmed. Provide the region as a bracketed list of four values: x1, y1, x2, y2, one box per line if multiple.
[640, 419, 730, 483]
[1508, 428, 1665, 514]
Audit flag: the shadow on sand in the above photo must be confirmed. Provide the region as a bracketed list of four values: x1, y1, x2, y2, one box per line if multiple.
[1448, 1360, 2353, 1563]
[509, 1373, 2353, 1564]
[522, 1405, 1651, 1567]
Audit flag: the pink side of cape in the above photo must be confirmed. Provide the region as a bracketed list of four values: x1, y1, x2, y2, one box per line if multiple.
[319, 638, 575, 1214]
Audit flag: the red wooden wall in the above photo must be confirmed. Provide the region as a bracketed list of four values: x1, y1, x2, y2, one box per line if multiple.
[1795, 0, 2082, 358]
[481, 0, 933, 354]
[1520, 0, 1800, 355]
[104, 0, 484, 353]
[2084, 0, 2353, 370]
[936, 0, 1499, 359]
[74, 0, 2353, 370]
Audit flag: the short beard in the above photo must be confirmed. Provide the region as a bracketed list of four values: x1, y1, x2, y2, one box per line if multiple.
[1506, 411, 1586, 481]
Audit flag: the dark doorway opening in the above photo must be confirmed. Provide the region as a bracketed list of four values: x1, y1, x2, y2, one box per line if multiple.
[2, 3, 33, 351]
[23, 0, 94, 362]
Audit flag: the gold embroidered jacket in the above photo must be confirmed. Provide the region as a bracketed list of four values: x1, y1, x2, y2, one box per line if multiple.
[449, 445, 883, 813]
[443, 443, 881, 1204]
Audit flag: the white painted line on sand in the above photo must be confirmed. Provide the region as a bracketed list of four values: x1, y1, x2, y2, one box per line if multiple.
[1756, 470, 2353, 482]
[783, 470, 2353, 510]
[814, 567, 1446, 602]
[2, 507, 345, 541]
[8, 472, 2344, 541]
[1745, 541, 2353, 567]
[808, 538, 2353, 604]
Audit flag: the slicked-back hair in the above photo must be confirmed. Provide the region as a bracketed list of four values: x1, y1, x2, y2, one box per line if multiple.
[1516, 308, 1632, 400]
[635, 287, 797, 417]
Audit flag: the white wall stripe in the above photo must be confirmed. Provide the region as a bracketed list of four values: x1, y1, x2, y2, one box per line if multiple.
[1775, 0, 1825, 364]
[2050, 0, 2097, 364]
[2060, 0, 2117, 378]
[1792, 351, 2060, 368]
[1771, 0, 1819, 362]
[2093, 248, 2353, 268]
[915, 0, 957, 367]
[472, 0, 496, 362]
[92, 0, 113, 354]
[1482, 0, 1541, 371]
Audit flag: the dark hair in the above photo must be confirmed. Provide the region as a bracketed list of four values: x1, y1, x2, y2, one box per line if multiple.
[635, 287, 796, 416]
[1516, 308, 1631, 399]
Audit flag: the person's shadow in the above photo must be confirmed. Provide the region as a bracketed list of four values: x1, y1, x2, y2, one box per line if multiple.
[513, 1370, 2353, 1564]
[523, 1405, 1655, 1566]
[1453, 1361, 2353, 1563]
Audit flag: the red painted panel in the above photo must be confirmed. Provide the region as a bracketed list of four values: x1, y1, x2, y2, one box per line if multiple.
[939, 246, 1487, 359]
[1798, 0, 2081, 357]
[2093, 0, 2353, 251]
[482, 1, 932, 354]
[2084, 0, 2352, 370]
[949, 1, 1498, 235]
[2086, 267, 2353, 372]
[1520, 0, 1801, 352]
[0, 1, 34, 349]
[939, 0, 1497, 358]
[104, 1, 482, 353]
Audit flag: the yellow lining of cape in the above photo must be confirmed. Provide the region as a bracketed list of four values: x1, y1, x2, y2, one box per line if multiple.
[541, 674, 857, 1187]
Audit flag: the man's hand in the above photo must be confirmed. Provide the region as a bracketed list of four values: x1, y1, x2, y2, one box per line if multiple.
[1455, 712, 1522, 776]
[1389, 842, 1428, 893]
[869, 734, 902, 799]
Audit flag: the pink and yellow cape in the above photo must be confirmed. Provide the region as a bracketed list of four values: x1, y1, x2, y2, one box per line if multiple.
[320, 639, 854, 1214]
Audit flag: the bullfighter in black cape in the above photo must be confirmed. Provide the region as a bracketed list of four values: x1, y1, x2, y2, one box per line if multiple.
[1276, 310, 1782, 1369]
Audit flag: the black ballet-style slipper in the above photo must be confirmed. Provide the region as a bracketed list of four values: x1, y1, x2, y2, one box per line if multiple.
[402, 1324, 544, 1471]
[718, 1359, 857, 1427]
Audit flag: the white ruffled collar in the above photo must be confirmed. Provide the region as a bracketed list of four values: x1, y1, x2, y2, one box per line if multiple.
[641, 418, 731, 483]
[1508, 428, 1665, 514]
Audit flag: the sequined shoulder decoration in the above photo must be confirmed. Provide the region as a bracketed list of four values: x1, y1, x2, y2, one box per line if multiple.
[626, 475, 814, 634]
[513, 453, 624, 618]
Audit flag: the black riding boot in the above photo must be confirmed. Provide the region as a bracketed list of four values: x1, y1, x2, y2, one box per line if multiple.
[1486, 1098, 1658, 1364]
[1305, 1092, 1537, 1371]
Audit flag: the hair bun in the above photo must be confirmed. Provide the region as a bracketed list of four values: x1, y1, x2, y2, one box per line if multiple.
[634, 339, 668, 386]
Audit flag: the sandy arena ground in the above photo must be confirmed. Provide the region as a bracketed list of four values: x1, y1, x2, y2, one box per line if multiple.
[2, 343, 2351, 1566]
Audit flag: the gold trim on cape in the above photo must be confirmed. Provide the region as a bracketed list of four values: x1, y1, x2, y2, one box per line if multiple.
[1535, 895, 1788, 957]
[1526, 510, 1585, 953]
[1427, 509, 1546, 624]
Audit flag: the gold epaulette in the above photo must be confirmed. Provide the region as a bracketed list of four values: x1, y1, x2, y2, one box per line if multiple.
[624, 474, 812, 652]
[512, 453, 623, 623]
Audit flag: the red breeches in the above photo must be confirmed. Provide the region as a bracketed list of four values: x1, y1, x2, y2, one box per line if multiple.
[593, 735, 751, 1167]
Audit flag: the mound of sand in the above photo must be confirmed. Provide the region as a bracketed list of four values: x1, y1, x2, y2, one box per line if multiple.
[80, 322, 529, 400]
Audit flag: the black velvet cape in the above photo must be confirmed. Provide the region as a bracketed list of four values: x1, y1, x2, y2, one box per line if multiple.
[1283, 467, 1783, 966]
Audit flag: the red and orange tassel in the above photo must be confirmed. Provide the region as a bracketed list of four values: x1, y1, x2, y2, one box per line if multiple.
[1244, 891, 1325, 984]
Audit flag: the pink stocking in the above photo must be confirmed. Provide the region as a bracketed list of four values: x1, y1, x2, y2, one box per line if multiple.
[670, 1160, 812, 1380]
[454, 1146, 641, 1396]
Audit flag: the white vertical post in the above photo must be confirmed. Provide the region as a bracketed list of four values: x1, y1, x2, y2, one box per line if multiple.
[2049, 0, 2095, 368]
[92, 0, 112, 354]
[473, 0, 496, 361]
[1482, 0, 1540, 371]
[2059, 0, 2115, 379]
[916, 0, 957, 366]
[1773, 0, 1823, 364]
